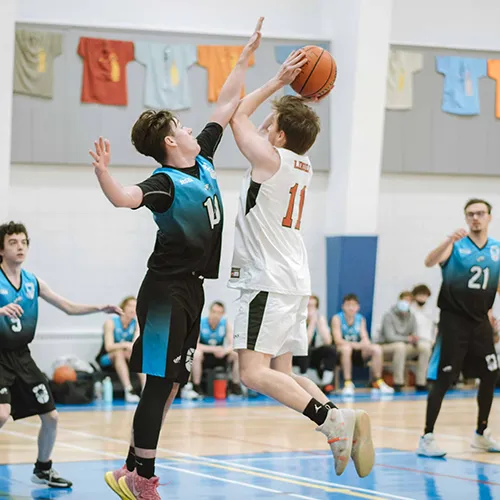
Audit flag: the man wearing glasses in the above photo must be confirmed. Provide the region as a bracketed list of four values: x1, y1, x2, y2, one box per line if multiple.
[417, 198, 500, 457]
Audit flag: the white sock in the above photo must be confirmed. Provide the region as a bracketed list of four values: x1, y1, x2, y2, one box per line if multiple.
[322, 370, 334, 385]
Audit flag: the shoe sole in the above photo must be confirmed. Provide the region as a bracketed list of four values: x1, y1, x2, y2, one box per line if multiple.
[31, 474, 72, 488]
[332, 409, 356, 476]
[471, 444, 500, 453]
[104, 471, 130, 499]
[416, 450, 447, 458]
[351, 410, 375, 478]
[118, 475, 137, 500]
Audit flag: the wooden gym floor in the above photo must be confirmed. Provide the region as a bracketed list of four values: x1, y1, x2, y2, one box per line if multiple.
[0, 390, 499, 499]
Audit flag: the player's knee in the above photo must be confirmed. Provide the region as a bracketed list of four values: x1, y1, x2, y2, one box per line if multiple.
[339, 343, 352, 356]
[40, 410, 58, 428]
[239, 366, 260, 390]
[228, 351, 238, 363]
[371, 344, 382, 357]
[480, 367, 499, 385]
[193, 350, 203, 363]
[0, 405, 11, 427]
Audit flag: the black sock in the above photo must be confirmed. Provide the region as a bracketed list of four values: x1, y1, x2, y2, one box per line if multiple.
[324, 401, 337, 411]
[303, 398, 329, 426]
[34, 459, 52, 472]
[126, 446, 136, 472]
[477, 421, 487, 436]
[135, 456, 155, 479]
[476, 372, 497, 436]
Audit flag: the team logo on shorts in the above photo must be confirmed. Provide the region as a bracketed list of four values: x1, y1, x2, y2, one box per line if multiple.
[485, 354, 499, 372]
[32, 384, 50, 404]
[491, 246, 500, 262]
[185, 348, 195, 372]
[231, 268, 240, 279]
[25, 283, 35, 300]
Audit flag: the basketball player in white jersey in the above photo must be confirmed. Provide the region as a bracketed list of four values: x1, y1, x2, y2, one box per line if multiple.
[228, 50, 375, 478]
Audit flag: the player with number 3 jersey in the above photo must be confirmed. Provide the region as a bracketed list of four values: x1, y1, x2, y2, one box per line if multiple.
[0, 221, 120, 489]
[228, 50, 375, 479]
[418, 198, 500, 458]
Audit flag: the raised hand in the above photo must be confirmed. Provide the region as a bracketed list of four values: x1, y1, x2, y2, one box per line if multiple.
[449, 228, 468, 243]
[241, 17, 264, 58]
[89, 137, 111, 173]
[277, 50, 308, 86]
[101, 305, 123, 315]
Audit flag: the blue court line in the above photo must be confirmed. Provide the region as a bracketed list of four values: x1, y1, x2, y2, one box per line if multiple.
[53, 388, 500, 412]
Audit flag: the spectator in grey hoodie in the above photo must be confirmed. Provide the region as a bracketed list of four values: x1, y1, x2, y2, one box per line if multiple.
[379, 291, 432, 392]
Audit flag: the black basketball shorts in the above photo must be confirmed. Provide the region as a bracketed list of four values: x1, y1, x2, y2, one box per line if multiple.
[0, 346, 56, 420]
[130, 272, 205, 385]
[428, 310, 499, 381]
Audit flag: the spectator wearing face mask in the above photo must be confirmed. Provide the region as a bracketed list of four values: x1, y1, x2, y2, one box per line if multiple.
[379, 291, 432, 392]
[411, 284, 437, 352]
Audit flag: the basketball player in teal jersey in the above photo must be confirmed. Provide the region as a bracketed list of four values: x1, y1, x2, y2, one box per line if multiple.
[0, 221, 121, 488]
[418, 199, 500, 457]
[90, 18, 263, 500]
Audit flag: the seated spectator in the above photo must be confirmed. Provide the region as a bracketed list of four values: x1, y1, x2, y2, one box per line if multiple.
[411, 284, 437, 350]
[96, 296, 145, 402]
[379, 291, 432, 392]
[332, 294, 393, 396]
[293, 295, 337, 394]
[192, 301, 241, 396]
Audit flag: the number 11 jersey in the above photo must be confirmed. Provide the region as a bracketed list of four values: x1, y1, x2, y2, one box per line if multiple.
[228, 147, 312, 296]
[438, 236, 500, 321]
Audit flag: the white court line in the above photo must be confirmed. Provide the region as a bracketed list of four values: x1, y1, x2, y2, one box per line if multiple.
[227, 451, 413, 463]
[16, 422, 414, 500]
[0, 429, 320, 500]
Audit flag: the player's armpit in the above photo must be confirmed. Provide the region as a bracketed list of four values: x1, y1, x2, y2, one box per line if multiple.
[230, 115, 279, 174]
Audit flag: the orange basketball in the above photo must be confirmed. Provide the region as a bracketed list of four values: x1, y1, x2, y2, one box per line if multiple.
[290, 45, 337, 99]
[53, 365, 77, 384]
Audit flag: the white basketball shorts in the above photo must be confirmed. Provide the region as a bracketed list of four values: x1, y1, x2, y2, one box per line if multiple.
[233, 290, 309, 357]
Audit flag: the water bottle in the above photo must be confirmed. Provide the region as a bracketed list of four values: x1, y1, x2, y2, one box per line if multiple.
[94, 380, 103, 401]
[103, 377, 113, 403]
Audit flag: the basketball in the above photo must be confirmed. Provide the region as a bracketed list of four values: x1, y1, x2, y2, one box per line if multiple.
[290, 46, 337, 99]
[53, 365, 77, 384]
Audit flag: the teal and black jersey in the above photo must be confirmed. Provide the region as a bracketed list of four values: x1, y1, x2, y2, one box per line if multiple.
[0, 268, 39, 351]
[136, 123, 224, 279]
[438, 236, 500, 321]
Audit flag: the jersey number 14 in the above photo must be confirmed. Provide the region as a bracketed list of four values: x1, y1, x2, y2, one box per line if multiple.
[468, 266, 490, 290]
[203, 195, 222, 230]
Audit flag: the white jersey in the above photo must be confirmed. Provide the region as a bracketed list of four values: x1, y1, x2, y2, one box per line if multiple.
[228, 147, 312, 295]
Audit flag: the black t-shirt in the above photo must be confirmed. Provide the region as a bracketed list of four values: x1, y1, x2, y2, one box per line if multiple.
[136, 122, 223, 213]
[135, 122, 224, 278]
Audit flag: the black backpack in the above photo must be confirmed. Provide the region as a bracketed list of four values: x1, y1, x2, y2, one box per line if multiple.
[49, 370, 95, 405]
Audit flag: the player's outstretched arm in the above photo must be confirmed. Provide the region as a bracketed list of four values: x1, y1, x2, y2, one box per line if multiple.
[38, 279, 122, 316]
[230, 50, 307, 171]
[424, 228, 468, 267]
[208, 17, 263, 129]
[89, 137, 144, 208]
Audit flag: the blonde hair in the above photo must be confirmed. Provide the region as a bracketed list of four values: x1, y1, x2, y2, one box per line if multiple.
[120, 296, 136, 310]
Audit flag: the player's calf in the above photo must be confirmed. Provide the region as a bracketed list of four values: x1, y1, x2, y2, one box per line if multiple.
[0, 404, 11, 428]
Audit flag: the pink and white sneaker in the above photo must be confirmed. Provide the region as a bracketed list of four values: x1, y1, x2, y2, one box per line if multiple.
[118, 470, 161, 500]
[104, 465, 131, 499]
[316, 408, 356, 476]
